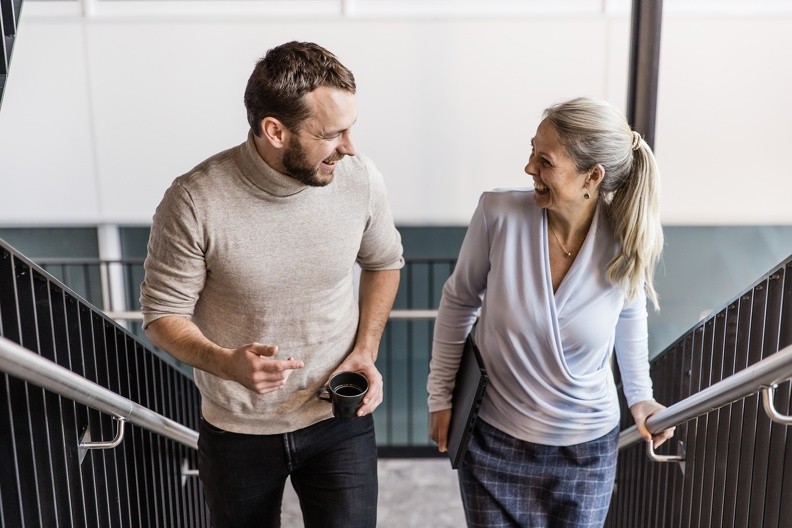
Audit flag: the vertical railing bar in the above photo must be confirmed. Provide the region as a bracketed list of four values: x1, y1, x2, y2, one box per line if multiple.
[151, 353, 164, 528]
[680, 334, 697, 528]
[776, 264, 792, 524]
[18, 261, 46, 527]
[653, 356, 667, 528]
[126, 335, 140, 528]
[160, 359, 172, 527]
[150, 349, 163, 528]
[37, 276, 62, 528]
[643, 361, 656, 528]
[701, 316, 722, 528]
[157, 359, 170, 526]
[134, 342, 153, 528]
[632, 426, 643, 528]
[691, 325, 707, 528]
[669, 343, 685, 528]
[5, 254, 25, 528]
[87, 313, 108, 526]
[742, 281, 770, 528]
[109, 324, 130, 527]
[696, 323, 712, 528]
[164, 362, 178, 526]
[96, 315, 116, 526]
[748, 278, 774, 528]
[709, 310, 729, 527]
[119, 335, 133, 528]
[723, 297, 747, 527]
[81, 306, 101, 525]
[172, 368, 184, 527]
[738, 281, 767, 528]
[65, 296, 87, 528]
[50, 285, 76, 527]
[140, 350, 156, 528]
[183, 375, 197, 528]
[759, 271, 787, 528]
[2, 369, 24, 528]
[714, 302, 738, 528]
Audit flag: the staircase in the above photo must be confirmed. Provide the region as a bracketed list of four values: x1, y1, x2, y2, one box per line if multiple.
[0, 0, 22, 106]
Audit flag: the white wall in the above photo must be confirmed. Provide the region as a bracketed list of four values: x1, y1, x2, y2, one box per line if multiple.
[0, 0, 790, 226]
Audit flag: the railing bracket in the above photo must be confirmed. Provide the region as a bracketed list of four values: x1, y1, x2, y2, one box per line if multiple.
[78, 416, 126, 462]
[181, 458, 199, 487]
[645, 439, 685, 463]
[761, 385, 792, 425]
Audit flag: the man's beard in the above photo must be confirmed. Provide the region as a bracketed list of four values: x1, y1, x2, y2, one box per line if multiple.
[282, 137, 335, 187]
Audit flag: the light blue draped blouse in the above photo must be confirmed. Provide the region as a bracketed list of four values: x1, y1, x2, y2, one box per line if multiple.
[427, 189, 654, 446]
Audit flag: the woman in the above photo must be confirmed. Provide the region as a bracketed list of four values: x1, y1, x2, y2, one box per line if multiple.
[427, 97, 674, 528]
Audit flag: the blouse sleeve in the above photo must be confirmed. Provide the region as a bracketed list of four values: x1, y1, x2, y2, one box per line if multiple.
[427, 193, 491, 412]
[614, 289, 655, 407]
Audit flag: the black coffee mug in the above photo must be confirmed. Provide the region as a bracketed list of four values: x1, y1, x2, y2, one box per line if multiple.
[317, 371, 369, 419]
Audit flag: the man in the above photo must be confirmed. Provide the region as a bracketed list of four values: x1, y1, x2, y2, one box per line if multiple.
[140, 41, 403, 528]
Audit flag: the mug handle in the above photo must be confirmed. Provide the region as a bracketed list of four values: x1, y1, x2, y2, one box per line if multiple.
[317, 387, 331, 402]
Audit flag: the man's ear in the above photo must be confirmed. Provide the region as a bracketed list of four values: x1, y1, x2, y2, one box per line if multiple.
[261, 117, 288, 148]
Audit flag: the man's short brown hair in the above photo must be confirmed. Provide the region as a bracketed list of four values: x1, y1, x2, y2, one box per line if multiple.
[244, 41, 356, 136]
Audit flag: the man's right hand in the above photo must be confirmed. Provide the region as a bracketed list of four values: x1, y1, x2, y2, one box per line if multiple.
[224, 343, 304, 394]
[144, 316, 304, 394]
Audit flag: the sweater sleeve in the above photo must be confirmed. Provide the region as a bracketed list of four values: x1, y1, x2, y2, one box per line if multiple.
[427, 193, 491, 412]
[139, 179, 207, 329]
[356, 157, 404, 271]
[614, 289, 654, 407]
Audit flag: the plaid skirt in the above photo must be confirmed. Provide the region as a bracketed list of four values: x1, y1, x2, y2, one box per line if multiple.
[457, 419, 619, 528]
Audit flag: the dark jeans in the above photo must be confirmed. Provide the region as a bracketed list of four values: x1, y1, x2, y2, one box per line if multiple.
[198, 415, 378, 528]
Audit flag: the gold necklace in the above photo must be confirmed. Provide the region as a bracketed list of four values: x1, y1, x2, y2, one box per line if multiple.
[549, 225, 573, 258]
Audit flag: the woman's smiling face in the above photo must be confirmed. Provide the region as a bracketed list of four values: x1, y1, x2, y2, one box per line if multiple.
[524, 119, 590, 213]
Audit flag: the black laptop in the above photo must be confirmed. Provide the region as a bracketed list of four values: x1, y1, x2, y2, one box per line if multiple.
[447, 334, 488, 469]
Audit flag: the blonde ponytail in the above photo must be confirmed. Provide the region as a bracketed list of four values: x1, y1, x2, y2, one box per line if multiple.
[605, 138, 663, 310]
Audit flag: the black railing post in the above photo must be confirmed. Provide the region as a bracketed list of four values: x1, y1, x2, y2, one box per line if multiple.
[626, 0, 663, 150]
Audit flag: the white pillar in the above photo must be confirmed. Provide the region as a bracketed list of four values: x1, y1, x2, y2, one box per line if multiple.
[97, 224, 129, 328]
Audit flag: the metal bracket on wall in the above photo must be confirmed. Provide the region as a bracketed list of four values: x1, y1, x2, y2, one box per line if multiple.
[181, 458, 199, 487]
[761, 385, 792, 425]
[78, 416, 126, 464]
[645, 438, 685, 464]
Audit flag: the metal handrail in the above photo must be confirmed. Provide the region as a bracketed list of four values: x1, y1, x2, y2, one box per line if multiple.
[0, 335, 198, 450]
[619, 343, 792, 451]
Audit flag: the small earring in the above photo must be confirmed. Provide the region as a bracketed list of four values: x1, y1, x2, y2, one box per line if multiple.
[584, 191, 590, 200]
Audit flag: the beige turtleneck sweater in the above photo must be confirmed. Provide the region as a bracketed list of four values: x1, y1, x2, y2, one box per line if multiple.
[140, 132, 404, 434]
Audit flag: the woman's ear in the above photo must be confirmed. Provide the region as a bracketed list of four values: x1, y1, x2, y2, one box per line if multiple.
[587, 164, 605, 190]
[261, 117, 288, 148]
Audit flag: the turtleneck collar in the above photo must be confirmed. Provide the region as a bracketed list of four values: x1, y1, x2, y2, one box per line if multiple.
[238, 130, 309, 197]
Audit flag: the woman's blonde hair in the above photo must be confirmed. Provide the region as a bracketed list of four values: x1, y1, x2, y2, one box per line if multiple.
[543, 97, 663, 310]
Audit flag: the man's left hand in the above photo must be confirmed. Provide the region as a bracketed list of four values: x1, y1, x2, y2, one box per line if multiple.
[331, 349, 383, 417]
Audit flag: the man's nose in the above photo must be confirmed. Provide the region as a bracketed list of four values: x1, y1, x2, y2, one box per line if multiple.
[338, 130, 356, 157]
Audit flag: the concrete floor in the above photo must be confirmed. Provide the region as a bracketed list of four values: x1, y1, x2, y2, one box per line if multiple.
[281, 458, 466, 527]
